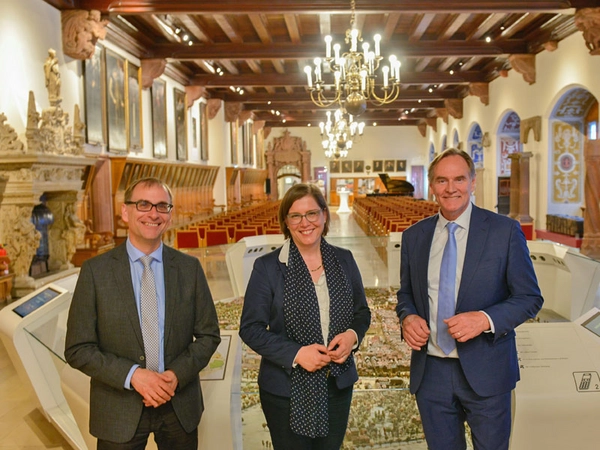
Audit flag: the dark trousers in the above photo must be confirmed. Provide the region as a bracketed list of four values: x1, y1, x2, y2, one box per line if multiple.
[415, 356, 512, 450]
[97, 402, 197, 450]
[259, 377, 353, 450]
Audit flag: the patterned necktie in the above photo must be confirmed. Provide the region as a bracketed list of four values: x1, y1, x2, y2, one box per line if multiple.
[437, 222, 459, 355]
[140, 255, 160, 371]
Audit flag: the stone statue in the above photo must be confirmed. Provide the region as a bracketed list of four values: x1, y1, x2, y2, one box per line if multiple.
[7, 206, 41, 279]
[44, 48, 61, 105]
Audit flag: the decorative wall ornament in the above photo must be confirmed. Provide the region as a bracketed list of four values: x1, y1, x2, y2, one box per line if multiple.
[0, 46, 94, 297]
[25, 91, 85, 156]
[435, 108, 449, 124]
[469, 82, 489, 105]
[0, 114, 26, 155]
[425, 117, 437, 132]
[444, 99, 463, 119]
[207, 99, 222, 120]
[521, 116, 542, 143]
[265, 130, 311, 200]
[185, 86, 204, 108]
[141, 59, 167, 89]
[508, 54, 536, 84]
[225, 102, 243, 122]
[552, 121, 582, 204]
[574, 7, 600, 55]
[61, 10, 108, 60]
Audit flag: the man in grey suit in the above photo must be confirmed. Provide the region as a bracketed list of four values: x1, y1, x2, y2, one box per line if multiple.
[65, 177, 221, 449]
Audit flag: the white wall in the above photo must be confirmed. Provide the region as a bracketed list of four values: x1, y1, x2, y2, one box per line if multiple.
[4, 1, 598, 228]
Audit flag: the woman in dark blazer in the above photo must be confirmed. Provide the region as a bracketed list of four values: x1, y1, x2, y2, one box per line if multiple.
[239, 183, 371, 450]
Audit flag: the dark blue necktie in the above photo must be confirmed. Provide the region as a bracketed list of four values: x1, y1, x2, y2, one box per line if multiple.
[437, 222, 459, 355]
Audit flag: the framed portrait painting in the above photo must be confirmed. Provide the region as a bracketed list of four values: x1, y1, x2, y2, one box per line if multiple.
[199, 101, 209, 161]
[83, 43, 105, 145]
[373, 160, 383, 172]
[151, 79, 167, 158]
[330, 160, 340, 173]
[353, 160, 364, 173]
[127, 62, 142, 152]
[105, 49, 127, 152]
[396, 159, 407, 172]
[174, 88, 187, 161]
[384, 160, 395, 172]
[341, 160, 353, 174]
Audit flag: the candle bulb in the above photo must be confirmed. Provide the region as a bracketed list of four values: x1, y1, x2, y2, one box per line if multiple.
[382, 66, 389, 87]
[351, 29, 358, 52]
[325, 35, 332, 59]
[304, 65, 313, 88]
[334, 43, 341, 65]
[374, 34, 381, 56]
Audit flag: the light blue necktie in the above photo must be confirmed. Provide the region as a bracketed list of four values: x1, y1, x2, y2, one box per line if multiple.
[437, 222, 459, 355]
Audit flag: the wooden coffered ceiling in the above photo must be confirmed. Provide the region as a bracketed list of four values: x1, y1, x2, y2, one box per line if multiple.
[48, 1, 598, 128]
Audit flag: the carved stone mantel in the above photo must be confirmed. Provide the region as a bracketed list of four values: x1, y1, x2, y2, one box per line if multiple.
[0, 49, 92, 297]
[0, 155, 93, 296]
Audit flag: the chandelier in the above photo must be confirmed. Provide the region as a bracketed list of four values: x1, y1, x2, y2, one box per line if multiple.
[304, 0, 401, 116]
[320, 109, 365, 159]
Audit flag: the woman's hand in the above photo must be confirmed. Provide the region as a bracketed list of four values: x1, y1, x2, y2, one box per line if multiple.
[295, 344, 331, 372]
[327, 330, 356, 364]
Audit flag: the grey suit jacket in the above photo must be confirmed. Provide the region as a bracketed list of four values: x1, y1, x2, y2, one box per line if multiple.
[64, 243, 221, 443]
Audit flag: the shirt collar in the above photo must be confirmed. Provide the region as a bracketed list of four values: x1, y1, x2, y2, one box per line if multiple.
[437, 201, 472, 232]
[126, 238, 164, 263]
[279, 239, 291, 265]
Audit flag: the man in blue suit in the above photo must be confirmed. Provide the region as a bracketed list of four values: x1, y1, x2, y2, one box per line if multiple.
[397, 148, 543, 450]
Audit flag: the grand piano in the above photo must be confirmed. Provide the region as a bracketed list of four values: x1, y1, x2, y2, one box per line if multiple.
[373, 173, 415, 196]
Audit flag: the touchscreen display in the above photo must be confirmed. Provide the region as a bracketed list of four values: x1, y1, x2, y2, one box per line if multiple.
[13, 287, 61, 318]
[581, 311, 600, 338]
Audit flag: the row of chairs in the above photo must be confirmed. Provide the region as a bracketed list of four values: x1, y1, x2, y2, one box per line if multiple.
[175, 201, 282, 249]
[353, 197, 438, 236]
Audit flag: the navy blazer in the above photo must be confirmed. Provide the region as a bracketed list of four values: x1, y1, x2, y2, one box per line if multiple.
[65, 244, 221, 443]
[396, 205, 543, 397]
[239, 243, 371, 397]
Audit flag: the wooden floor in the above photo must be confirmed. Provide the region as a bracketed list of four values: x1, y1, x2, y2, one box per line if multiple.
[0, 210, 387, 449]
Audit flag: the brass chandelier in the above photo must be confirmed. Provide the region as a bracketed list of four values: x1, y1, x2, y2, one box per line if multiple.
[320, 109, 365, 159]
[304, 0, 401, 116]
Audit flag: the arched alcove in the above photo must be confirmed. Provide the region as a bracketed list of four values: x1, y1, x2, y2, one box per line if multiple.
[468, 123, 484, 207]
[265, 130, 311, 201]
[548, 88, 597, 215]
[496, 111, 521, 214]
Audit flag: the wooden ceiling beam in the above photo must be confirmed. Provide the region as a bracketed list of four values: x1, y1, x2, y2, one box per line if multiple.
[75, 1, 592, 15]
[189, 70, 486, 86]
[148, 39, 529, 59]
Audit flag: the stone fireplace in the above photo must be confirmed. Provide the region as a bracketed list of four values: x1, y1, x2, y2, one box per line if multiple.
[0, 49, 92, 298]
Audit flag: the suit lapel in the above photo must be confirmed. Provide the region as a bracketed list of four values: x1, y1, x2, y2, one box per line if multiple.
[416, 216, 437, 312]
[111, 245, 144, 347]
[457, 206, 489, 307]
[162, 246, 178, 347]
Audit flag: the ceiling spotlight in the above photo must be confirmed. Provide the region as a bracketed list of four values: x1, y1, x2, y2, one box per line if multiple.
[449, 69, 454, 75]
[485, 36, 492, 43]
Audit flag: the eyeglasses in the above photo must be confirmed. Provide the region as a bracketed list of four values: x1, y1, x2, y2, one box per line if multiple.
[286, 209, 322, 225]
[125, 200, 173, 213]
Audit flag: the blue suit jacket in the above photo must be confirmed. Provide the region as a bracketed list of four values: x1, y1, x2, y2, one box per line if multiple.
[396, 205, 543, 397]
[239, 243, 371, 397]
